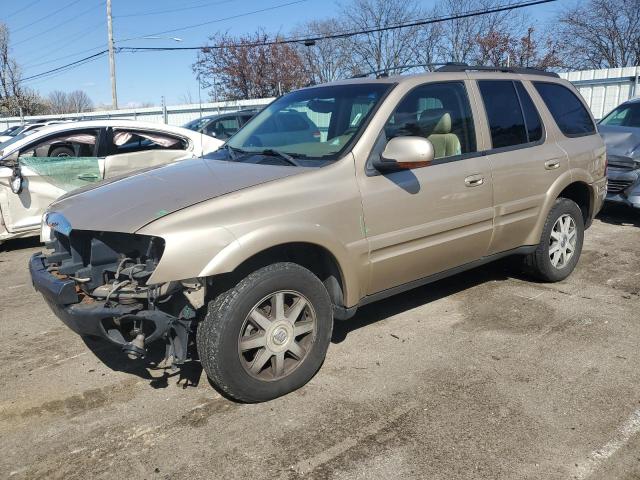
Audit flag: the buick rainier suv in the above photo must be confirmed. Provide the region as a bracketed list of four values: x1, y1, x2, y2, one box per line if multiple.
[30, 65, 607, 402]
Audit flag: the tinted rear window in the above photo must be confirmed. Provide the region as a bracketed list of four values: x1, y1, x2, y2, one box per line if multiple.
[533, 82, 596, 137]
[515, 82, 543, 142]
[478, 80, 528, 149]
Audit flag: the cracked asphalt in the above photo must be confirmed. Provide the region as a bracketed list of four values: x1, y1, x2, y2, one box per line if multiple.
[0, 204, 639, 480]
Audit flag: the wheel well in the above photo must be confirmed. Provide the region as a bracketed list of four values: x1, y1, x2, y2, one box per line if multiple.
[205, 243, 346, 308]
[558, 182, 591, 225]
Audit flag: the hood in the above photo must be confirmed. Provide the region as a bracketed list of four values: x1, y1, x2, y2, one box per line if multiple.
[50, 158, 307, 233]
[598, 125, 640, 159]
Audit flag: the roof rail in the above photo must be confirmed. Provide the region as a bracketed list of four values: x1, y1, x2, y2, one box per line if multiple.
[435, 62, 559, 78]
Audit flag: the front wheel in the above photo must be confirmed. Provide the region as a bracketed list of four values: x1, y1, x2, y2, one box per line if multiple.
[197, 263, 333, 402]
[524, 197, 585, 282]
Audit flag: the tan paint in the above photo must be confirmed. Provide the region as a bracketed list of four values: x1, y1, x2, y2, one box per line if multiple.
[52, 71, 606, 309]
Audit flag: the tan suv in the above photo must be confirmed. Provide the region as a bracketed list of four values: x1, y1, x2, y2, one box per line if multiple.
[30, 65, 607, 402]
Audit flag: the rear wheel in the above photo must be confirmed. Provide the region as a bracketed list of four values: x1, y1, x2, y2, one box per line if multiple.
[524, 197, 584, 282]
[49, 146, 74, 157]
[197, 262, 333, 402]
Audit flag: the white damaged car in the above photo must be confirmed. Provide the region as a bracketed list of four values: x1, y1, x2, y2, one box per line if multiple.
[0, 120, 222, 244]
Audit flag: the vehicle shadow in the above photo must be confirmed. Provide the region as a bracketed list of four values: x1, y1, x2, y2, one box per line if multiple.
[82, 336, 203, 390]
[0, 236, 42, 252]
[597, 203, 640, 227]
[331, 256, 523, 344]
[80, 256, 526, 391]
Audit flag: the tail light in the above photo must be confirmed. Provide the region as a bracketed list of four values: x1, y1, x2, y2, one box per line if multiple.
[313, 130, 321, 139]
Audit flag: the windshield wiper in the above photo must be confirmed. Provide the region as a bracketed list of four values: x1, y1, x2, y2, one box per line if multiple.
[257, 149, 302, 166]
[223, 144, 248, 160]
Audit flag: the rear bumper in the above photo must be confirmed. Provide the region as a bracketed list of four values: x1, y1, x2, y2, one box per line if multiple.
[590, 176, 608, 221]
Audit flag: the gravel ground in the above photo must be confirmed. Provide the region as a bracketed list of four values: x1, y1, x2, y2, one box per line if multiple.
[0, 204, 638, 480]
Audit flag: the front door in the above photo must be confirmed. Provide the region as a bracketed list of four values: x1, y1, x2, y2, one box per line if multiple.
[357, 81, 494, 295]
[0, 129, 101, 233]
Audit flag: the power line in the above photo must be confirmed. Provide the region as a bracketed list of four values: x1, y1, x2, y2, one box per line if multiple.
[10, 0, 84, 34]
[22, 43, 107, 70]
[2, 0, 44, 20]
[22, 50, 108, 82]
[13, 1, 105, 47]
[120, 0, 558, 52]
[20, 0, 558, 84]
[114, 0, 234, 19]
[118, 0, 312, 42]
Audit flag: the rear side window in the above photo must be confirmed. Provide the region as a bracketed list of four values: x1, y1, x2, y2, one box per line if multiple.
[515, 82, 543, 142]
[479, 80, 528, 149]
[533, 82, 596, 137]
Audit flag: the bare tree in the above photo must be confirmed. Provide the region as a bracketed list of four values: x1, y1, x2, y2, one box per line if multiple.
[47, 89, 93, 114]
[295, 19, 350, 84]
[436, 0, 526, 65]
[194, 30, 310, 100]
[67, 90, 93, 113]
[48, 90, 69, 114]
[556, 0, 640, 69]
[339, 0, 439, 75]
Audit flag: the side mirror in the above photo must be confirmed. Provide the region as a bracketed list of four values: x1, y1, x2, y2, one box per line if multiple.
[373, 136, 434, 172]
[10, 167, 23, 194]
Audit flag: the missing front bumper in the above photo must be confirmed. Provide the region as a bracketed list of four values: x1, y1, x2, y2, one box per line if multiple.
[29, 253, 193, 363]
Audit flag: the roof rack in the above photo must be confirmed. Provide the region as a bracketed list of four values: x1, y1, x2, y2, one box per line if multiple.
[435, 62, 559, 78]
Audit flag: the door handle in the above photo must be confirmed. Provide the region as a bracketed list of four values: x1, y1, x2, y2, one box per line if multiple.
[544, 160, 560, 170]
[464, 174, 484, 187]
[77, 173, 99, 181]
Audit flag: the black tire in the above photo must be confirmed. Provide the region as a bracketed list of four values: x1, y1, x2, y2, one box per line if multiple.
[197, 262, 333, 402]
[49, 146, 74, 157]
[524, 197, 585, 282]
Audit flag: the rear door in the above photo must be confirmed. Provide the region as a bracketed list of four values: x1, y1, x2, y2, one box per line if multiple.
[475, 79, 569, 254]
[102, 128, 191, 178]
[0, 128, 101, 233]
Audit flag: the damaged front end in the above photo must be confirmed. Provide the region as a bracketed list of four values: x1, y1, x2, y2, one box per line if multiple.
[30, 223, 204, 366]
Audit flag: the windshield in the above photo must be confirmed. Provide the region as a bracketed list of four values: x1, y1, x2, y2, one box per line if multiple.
[0, 126, 19, 136]
[600, 102, 640, 128]
[225, 83, 393, 162]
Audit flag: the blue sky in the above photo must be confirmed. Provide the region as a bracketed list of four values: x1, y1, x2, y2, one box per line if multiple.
[1, 0, 562, 108]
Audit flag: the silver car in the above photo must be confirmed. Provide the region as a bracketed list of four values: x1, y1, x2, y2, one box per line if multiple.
[598, 98, 640, 209]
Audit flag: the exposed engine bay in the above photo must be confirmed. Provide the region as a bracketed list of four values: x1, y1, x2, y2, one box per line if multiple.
[39, 229, 204, 366]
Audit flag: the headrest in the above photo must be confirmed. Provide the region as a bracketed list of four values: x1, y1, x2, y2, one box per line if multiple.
[418, 109, 452, 134]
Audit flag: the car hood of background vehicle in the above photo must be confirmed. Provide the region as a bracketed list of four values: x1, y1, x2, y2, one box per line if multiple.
[599, 125, 640, 161]
[50, 158, 309, 233]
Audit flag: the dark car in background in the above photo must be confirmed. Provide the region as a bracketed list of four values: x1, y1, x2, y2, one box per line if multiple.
[183, 109, 257, 140]
[599, 98, 640, 209]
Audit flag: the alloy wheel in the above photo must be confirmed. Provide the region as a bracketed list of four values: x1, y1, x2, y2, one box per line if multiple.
[549, 213, 577, 269]
[238, 290, 316, 381]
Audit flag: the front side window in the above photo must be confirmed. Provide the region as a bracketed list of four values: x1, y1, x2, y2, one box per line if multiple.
[225, 83, 392, 162]
[600, 102, 640, 128]
[384, 81, 476, 160]
[533, 82, 596, 137]
[18, 129, 100, 191]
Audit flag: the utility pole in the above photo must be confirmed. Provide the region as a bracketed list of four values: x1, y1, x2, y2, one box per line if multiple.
[107, 0, 118, 110]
